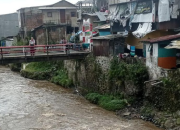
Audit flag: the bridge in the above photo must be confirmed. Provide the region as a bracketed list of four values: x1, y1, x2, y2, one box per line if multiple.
[0, 44, 90, 64]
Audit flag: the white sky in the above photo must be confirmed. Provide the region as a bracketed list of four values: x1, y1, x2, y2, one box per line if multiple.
[0, 0, 79, 15]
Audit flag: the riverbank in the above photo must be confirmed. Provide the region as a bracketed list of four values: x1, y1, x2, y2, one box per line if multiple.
[9, 55, 180, 130]
[1, 66, 162, 130]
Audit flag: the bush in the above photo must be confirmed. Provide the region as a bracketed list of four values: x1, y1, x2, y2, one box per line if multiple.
[85, 93, 127, 111]
[51, 69, 73, 88]
[25, 61, 56, 72]
[109, 57, 149, 95]
[9, 63, 21, 72]
[100, 99, 126, 111]
[85, 93, 102, 104]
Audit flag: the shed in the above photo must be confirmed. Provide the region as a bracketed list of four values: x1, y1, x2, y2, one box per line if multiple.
[92, 34, 126, 56]
[141, 34, 180, 69]
[94, 24, 110, 36]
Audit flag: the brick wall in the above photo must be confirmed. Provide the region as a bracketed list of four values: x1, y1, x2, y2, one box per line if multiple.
[25, 13, 43, 31]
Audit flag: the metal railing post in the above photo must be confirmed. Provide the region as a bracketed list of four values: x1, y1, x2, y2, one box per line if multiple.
[47, 46, 49, 60]
[65, 45, 70, 55]
[1, 48, 3, 63]
[24, 47, 27, 62]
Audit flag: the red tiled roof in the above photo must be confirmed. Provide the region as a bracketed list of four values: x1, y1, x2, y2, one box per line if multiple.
[141, 34, 180, 43]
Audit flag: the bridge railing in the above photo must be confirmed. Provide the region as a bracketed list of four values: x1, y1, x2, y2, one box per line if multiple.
[0, 44, 82, 59]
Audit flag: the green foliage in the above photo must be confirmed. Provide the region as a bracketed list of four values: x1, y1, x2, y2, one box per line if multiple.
[14, 39, 26, 46]
[150, 75, 180, 112]
[85, 93, 102, 104]
[9, 63, 21, 72]
[109, 57, 149, 95]
[51, 69, 73, 88]
[140, 105, 155, 117]
[100, 99, 127, 111]
[21, 70, 51, 80]
[85, 93, 127, 111]
[25, 61, 56, 72]
[21, 61, 73, 88]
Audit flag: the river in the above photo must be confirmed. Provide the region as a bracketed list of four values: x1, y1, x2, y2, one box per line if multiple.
[0, 66, 162, 130]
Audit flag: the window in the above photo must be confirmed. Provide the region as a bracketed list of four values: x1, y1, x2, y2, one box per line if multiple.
[47, 12, 52, 17]
[71, 12, 76, 17]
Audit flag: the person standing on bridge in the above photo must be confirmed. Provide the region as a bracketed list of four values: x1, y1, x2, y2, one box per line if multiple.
[29, 37, 35, 56]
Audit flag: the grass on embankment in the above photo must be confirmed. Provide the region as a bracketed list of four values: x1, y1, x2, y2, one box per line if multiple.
[21, 61, 73, 88]
[85, 93, 129, 111]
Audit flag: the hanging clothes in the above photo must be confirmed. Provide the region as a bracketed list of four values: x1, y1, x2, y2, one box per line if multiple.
[132, 23, 153, 39]
[170, 4, 179, 19]
[158, 0, 170, 22]
[107, 5, 117, 21]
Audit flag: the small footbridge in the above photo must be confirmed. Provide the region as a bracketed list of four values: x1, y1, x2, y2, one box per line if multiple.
[0, 44, 90, 64]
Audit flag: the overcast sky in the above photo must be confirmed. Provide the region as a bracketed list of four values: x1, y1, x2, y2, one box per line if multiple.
[0, 0, 79, 15]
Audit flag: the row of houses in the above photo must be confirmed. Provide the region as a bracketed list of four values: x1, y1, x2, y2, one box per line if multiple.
[1, 0, 180, 79]
[92, 0, 180, 79]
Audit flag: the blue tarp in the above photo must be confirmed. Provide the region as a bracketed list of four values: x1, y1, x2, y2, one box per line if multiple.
[70, 31, 82, 42]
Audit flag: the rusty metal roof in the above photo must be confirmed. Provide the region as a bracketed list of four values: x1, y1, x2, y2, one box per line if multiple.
[92, 34, 126, 40]
[141, 34, 180, 43]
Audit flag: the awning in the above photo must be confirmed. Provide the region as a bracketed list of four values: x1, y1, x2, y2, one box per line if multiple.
[141, 34, 180, 43]
[132, 23, 153, 39]
[165, 40, 180, 49]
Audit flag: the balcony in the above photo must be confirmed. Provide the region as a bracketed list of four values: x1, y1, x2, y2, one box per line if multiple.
[43, 19, 71, 26]
[109, 0, 137, 5]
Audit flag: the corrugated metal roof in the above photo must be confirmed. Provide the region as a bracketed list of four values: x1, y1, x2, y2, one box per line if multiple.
[141, 34, 180, 43]
[39, 7, 77, 10]
[92, 34, 126, 40]
[94, 24, 110, 30]
[95, 12, 106, 21]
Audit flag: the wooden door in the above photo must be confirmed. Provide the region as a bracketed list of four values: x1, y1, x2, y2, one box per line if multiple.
[60, 9, 66, 23]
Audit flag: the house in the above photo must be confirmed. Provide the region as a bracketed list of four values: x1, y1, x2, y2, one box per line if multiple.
[92, 34, 126, 56]
[108, 0, 180, 56]
[33, 0, 78, 45]
[17, 0, 78, 45]
[17, 6, 44, 39]
[39, 0, 78, 27]
[141, 34, 180, 79]
[0, 13, 19, 40]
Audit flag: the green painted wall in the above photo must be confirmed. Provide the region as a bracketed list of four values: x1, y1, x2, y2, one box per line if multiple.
[158, 42, 176, 58]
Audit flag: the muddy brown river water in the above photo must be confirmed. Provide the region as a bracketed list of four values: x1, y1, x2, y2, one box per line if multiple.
[0, 66, 162, 130]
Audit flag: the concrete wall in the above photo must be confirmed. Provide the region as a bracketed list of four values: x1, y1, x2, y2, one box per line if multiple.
[35, 26, 66, 45]
[145, 43, 166, 79]
[43, 10, 60, 24]
[64, 56, 110, 88]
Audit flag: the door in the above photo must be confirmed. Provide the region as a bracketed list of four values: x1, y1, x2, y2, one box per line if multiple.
[60, 9, 66, 23]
